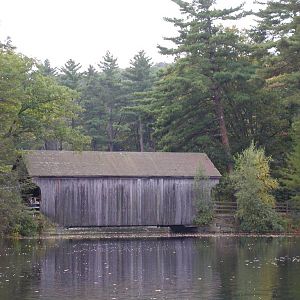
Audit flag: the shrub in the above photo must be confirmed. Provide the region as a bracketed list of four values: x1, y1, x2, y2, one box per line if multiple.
[193, 167, 214, 226]
[0, 172, 40, 237]
[213, 175, 235, 202]
[231, 142, 284, 233]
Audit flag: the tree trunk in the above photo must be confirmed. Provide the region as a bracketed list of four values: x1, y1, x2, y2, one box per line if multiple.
[107, 106, 114, 152]
[138, 115, 144, 152]
[92, 138, 97, 151]
[212, 87, 233, 172]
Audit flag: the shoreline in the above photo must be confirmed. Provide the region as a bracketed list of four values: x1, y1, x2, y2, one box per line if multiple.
[6, 231, 300, 240]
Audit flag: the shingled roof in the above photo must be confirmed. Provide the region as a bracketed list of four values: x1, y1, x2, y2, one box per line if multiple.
[23, 151, 221, 178]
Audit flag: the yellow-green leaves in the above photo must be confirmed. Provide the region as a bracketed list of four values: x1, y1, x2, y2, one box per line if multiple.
[231, 142, 283, 232]
[233, 142, 278, 205]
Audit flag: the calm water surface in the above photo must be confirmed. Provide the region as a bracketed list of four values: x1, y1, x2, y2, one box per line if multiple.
[0, 237, 300, 300]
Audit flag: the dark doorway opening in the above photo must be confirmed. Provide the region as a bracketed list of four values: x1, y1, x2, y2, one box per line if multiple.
[27, 185, 41, 211]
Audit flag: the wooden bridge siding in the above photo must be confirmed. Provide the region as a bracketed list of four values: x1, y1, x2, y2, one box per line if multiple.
[34, 177, 219, 227]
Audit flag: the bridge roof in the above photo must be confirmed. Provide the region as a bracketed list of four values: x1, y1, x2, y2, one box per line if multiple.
[24, 150, 221, 178]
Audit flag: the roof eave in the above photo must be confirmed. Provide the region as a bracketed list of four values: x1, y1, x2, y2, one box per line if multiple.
[30, 175, 221, 179]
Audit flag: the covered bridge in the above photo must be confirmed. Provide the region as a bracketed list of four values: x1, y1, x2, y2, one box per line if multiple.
[24, 151, 221, 227]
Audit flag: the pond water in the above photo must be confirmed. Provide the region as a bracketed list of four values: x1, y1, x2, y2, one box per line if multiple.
[0, 237, 300, 300]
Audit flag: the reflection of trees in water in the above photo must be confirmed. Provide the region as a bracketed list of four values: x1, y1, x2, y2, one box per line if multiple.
[1, 238, 300, 299]
[275, 238, 300, 300]
[235, 238, 280, 300]
[0, 239, 46, 300]
[213, 237, 240, 299]
[213, 237, 300, 300]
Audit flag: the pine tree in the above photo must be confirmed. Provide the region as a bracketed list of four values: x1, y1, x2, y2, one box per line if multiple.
[60, 59, 82, 90]
[38, 59, 58, 77]
[98, 51, 124, 151]
[158, 0, 251, 171]
[80, 65, 107, 150]
[123, 50, 155, 151]
[0, 36, 16, 52]
[58, 59, 84, 137]
[151, 61, 221, 163]
[251, 0, 300, 198]
[252, 0, 300, 116]
[253, 0, 300, 41]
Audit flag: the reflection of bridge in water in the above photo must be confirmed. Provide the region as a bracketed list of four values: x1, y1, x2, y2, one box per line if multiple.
[39, 239, 221, 299]
[1, 238, 299, 299]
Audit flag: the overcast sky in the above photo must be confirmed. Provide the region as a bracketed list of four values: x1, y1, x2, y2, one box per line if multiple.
[0, 0, 257, 69]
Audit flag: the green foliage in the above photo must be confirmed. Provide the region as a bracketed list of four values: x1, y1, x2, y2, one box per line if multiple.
[193, 166, 214, 226]
[0, 172, 39, 237]
[69, 50, 161, 152]
[251, 0, 300, 201]
[38, 59, 58, 77]
[0, 44, 90, 236]
[213, 175, 235, 203]
[98, 51, 126, 151]
[154, 0, 259, 171]
[252, 0, 300, 42]
[122, 50, 156, 151]
[231, 142, 283, 232]
[251, 0, 300, 124]
[0, 49, 90, 152]
[17, 213, 39, 237]
[59, 59, 82, 90]
[79, 65, 107, 150]
[282, 119, 300, 205]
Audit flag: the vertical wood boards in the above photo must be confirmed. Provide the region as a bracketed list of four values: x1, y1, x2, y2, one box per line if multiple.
[33, 177, 219, 227]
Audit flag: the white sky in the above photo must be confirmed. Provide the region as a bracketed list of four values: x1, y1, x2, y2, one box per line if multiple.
[0, 0, 257, 70]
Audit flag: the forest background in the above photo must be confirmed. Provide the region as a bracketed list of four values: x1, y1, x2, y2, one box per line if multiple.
[0, 0, 299, 234]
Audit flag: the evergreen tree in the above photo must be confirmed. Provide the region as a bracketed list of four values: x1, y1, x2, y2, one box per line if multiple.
[252, 0, 300, 42]
[0, 36, 16, 52]
[80, 65, 107, 150]
[98, 51, 124, 151]
[282, 119, 300, 204]
[223, 64, 290, 167]
[151, 61, 222, 163]
[158, 0, 251, 171]
[60, 59, 82, 90]
[251, 0, 300, 200]
[123, 50, 155, 151]
[252, 0, 300, 117]
[58, 59, 84, 139]
[38, 59, 58, 77]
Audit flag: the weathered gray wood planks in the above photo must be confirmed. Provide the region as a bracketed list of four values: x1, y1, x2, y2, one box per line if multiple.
[34, 177, 219, 227]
